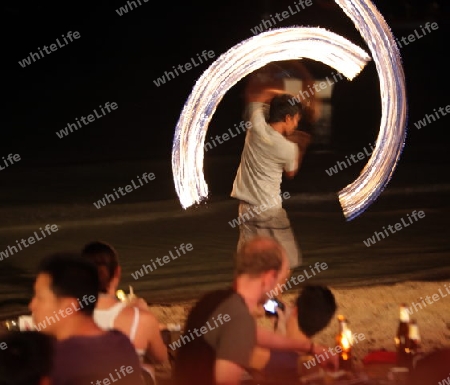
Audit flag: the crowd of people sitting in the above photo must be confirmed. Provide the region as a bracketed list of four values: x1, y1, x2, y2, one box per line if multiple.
[0, 236, 449, 385]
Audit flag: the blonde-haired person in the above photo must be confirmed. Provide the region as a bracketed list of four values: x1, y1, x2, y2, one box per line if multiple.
[81, 241, 168, 384]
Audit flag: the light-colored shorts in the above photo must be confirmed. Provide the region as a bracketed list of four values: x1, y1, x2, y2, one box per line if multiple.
[236, 202, 302, 269]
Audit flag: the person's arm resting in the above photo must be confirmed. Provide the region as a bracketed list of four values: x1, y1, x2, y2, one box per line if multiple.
[142, 312, 169, 364]
[256, 326, 338, 370]
[256, 325, 311, 352]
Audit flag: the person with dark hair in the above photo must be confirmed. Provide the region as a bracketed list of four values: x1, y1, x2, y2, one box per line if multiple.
[295, 286, 337, 337]
[267, 94, 303, 125]
[173, 237, 337, 385]
[249, 285, 337, 383]
[81, 240, 167, 383]
[231, 71, 311, 271]
[0, 331, 54, 385]
[29, 252, 144, 385]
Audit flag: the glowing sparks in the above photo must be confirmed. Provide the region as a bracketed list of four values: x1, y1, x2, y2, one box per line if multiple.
[172, 27, 371, 209]
[172, 0, 407, 221]
[335, 0, 407, 220]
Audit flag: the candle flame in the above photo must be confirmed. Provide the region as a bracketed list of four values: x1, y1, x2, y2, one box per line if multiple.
[116, 290, 126, 302]
[341, 332, 352, 350]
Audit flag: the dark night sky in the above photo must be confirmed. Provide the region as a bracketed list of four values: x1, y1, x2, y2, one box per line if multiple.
[2, 0, 450, 165]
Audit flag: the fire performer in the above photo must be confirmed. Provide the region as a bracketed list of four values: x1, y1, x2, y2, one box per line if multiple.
[230, 66, 312, 270]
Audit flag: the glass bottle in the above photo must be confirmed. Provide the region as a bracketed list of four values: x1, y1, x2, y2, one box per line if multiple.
[395, 303, 411, 368]
[409, 319, 421, 368]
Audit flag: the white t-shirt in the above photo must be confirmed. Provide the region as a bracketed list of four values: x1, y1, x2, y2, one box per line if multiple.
[231, 102, 298, 208]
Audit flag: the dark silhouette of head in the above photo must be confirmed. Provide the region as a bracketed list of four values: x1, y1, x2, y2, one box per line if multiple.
[0, 330, 54, 385]
[296, 285, 337, 337]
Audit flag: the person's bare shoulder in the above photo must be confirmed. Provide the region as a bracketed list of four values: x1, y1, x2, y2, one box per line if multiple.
[115, 305, 161, 341]
[119, 304, 159, 326]
[116, 304, 138, 323]
[136, 308, 160, 328]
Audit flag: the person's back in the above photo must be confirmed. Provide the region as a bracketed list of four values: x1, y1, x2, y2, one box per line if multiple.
[29, 252, 145, 385]
[173, 288, 252, 385]
[52, 329, 144, 385]
[232, 100, 298, 209]
[81, 241, 168, 378]
[92, 293, 162, 360]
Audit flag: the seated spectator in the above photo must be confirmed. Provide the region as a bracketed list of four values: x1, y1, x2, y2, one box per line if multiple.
[0, 330, 54, 385]
[81, 240, 168, 383]
[172, 236, 338, 385]
[249, 285, 337, 383]
[29, 252, 144, 385]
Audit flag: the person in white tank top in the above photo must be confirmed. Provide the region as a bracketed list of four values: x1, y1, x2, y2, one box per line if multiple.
[81, 241, 168, 383]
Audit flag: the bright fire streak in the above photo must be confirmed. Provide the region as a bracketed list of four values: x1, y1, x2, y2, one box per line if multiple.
[335, 0, 407, 220]
[172, 28, 371, 209]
